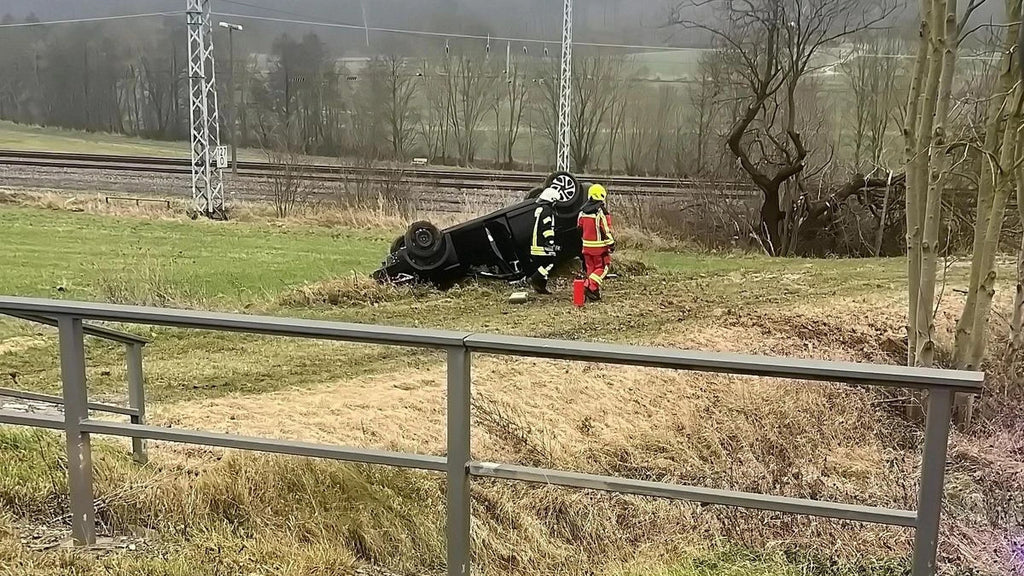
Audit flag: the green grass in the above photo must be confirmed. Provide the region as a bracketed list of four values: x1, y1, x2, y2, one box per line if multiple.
[0, 206, 389, 302]
[0, 120, 271, 160]
[0, 121, 190, 157]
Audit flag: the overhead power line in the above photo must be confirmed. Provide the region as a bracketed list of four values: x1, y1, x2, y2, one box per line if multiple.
[0, 11, 183, 28]
[217, 0, 334, 22]
[0, 8, 698, 53]
[211, 11, 696, 52]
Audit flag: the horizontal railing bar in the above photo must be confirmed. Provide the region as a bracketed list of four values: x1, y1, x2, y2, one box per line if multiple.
[0, 409, 64, 430]
[79, 420, 448, 472]
[0, 387, 138, 417]
[469, 462, 918, 528]
[0, 297, 982, 392]
[464, 334, 983, 392]
[4, 312, 151, 345]
[0, 297, 471, 349]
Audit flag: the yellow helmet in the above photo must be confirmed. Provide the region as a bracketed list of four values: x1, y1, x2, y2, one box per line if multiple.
[588, 183, 607, 202]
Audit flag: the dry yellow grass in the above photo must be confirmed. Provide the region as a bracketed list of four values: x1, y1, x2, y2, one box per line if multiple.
[0, 186, 519, 228]
[122, 295, 1021, 574]
[143, 309, 920, 564]
[0, 335, 46, 356]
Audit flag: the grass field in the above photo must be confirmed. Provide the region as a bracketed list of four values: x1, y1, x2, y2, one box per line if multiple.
[0, 199, 1020, 576]
[0, 121, 191, 157]
[0, 120, 267, 160]
[0, 118, 552, 171]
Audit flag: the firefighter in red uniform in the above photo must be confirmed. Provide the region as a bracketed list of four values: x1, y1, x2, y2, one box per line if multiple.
[578, 183, 614, 301]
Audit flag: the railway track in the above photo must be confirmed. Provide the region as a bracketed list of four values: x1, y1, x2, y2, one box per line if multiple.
[0, 149, 757, 198]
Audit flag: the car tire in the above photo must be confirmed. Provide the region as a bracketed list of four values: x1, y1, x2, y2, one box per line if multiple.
[401, 237, 450, 271]
[390, 235, 406, 253]
[544, 171, 585, 214]
[525, 186, 545, 200]
[405, 220, 444, 259]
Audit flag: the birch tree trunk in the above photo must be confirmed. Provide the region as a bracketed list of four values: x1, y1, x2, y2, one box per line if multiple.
[954, 0, 1021, 370]
[1009, 149, 1024, 355]
[912, 0, 953, 368]
[904, 0, 934, 366]
[967, 88, 1024, 368]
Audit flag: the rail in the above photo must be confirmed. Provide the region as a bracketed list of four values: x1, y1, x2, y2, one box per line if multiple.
[0, 149, 756, 193]
[0, 296, 983, 576]
[0, 311, 149, 463]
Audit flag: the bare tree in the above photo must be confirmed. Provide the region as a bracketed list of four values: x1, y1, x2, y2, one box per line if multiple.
[501, 58, 530, 168]
[529, 56, 625, 172]
[604, 75, 630, 173]
[260, 126, 320, 218]
[621, 88, 653, 175]
[446, 55, 497, 166]
[650, 85, 679, 175]
[841, 37, 903, 171]
[688, 51, 729, 175]
[370, 55, 419, 160]
[669, 0, 897, 254]
[1009, 155, 1024, 360]
[351, 62, 387, 162]
[569, 56, 623, 171]
[905, 0, 998, 372]
[530, 59, 561, 164]
[418, 59, 451, 162]
[490, 60, 508, 166]
[953, 0, 1023, 378]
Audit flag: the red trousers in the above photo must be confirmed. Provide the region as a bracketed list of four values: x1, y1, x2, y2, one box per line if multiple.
[583, 251, 611, 292]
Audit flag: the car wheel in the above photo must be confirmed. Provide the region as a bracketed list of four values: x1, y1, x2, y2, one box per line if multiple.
[401, 237, 450, 271]
[390, 235, 406, 253]
[525, 186, 545, 200]
[544, 171, 585, 214]
[405, 220, 444, 259]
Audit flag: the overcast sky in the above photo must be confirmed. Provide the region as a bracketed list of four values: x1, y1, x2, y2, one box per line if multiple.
[0, 1, 702, 48]
[0, 0, 1004, 52]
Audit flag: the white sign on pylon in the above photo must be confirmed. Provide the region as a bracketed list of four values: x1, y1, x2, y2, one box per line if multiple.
[214, 146, 228, 169]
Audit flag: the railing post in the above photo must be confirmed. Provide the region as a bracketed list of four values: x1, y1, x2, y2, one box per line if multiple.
[126, 342, 148, 464]
[912, 387, 954, 576]
[58, 315, 96, 546]
[446, 346, 471, 576]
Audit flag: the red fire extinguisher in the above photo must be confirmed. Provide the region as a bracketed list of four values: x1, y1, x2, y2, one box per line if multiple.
[573, 278, 586, 307]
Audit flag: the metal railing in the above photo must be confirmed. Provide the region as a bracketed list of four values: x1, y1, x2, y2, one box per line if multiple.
[1, 311, 149, 464]
[0, 296, 984, 576]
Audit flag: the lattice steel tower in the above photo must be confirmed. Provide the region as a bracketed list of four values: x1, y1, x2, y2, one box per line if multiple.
[556, 0, 573, 172]
[186, 0, 225, 218]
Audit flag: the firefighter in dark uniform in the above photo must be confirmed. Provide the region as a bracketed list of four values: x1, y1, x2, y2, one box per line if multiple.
[528, 187, 560, 294]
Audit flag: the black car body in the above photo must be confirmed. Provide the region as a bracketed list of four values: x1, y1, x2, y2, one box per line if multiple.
[373, 172, 587, 285]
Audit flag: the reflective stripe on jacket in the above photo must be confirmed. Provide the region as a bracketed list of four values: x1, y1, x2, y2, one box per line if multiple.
[578, 204, 614, 252]
[531, 204, 557, 256]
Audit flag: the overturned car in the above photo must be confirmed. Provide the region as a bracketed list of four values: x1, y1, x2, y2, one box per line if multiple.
[372, 172, 588, 286]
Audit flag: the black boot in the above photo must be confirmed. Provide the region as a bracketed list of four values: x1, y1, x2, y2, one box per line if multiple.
[529, 273, 552, 295]
[584, 287, 601, 301]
